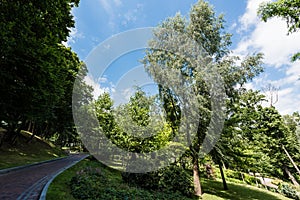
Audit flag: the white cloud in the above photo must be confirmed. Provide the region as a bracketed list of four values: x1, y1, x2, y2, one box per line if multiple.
[99, 0, 123, 29]
[234, 0, 300, 114]
[122, 11, 137, 26]
[121, 3, 144, 27]
[238, 0, 265, 31]
[99, 0, 113, 16]
[275, 88, 300, 114]
[114, 0, 122, 7]
[98, 1, 144, 31]
[229, 22, 237, 31]
[235, 0, 300, 67]
[84, 75, 109, 99]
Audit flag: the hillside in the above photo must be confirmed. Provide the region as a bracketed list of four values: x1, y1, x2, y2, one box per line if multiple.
[0, 130, 66, 169]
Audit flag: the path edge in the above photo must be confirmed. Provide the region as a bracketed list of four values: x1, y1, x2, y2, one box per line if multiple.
[39, 154, 89, 200]
[0, 156, 68, 175]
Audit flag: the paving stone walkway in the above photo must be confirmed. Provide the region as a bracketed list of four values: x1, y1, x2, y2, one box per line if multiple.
[0, 154, 88, 200]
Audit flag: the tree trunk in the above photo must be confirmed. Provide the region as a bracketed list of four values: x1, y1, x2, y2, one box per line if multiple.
[26, 132, 35, 143]
[240, 172, 245, 182]
[192, 155, 202, 196]
[219, 163, 228, 190]
[282, 145, 300, 175]
[284, 166, 299, 186]
[253, 172, 259, 187]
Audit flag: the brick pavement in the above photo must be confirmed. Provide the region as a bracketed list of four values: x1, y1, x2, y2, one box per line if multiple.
[0, 154, 88, 200]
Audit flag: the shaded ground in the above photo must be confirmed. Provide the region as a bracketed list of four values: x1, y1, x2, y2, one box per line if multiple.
[0, 130, 65, 169]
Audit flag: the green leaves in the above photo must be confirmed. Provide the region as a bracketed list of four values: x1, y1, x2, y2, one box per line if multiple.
[258, 0, 300, 61]
[258, 0, 300, 34]
[94, 91, 173, 154]
[0, 0, 88, 145]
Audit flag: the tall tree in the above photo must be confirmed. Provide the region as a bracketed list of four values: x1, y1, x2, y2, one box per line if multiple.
[143, 0, 263, 196]
[0, 0, 81, 145]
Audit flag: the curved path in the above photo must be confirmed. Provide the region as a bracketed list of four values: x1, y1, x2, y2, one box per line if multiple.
[0, 154, 88, 200]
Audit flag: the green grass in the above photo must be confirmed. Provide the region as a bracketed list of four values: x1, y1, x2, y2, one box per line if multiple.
[0, 130, 66, 169]
[47, 158, 292, 200]
[201, 179, 292, 200]
[47, 157, 196, 200]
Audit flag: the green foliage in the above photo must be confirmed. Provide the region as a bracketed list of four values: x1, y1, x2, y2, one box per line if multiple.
[128, 89, 151, 126]
[217, 168, 258, 186]
[94, 90, 173, 154]
[122, 164, 194, 197]
[143, 0, 264, 195]
[215, 89, 300, 182]
[258, 0, 300, 34]
[278, 182, 300, 199]
[258, 0, 300, 61]
[243, 174, 259, 186]
[159, 165, 194, 196]
[0, 0, 91, 146]
[70, 167, 106, 199]
[121, 171, 160, 190]
[291, 52, 300, 62]
[48, 157, 292, 200]
[67, 160, 195, 200]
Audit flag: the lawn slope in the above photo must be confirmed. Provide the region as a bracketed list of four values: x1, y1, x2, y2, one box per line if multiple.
[0, 130, 66, 169]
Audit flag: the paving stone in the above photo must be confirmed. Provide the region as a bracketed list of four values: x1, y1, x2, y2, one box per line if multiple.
[0, 154, 87, 200]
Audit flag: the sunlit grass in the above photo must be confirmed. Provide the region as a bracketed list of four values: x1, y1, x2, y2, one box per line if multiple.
[201, 179, 292, 200]
[47, 158, 292, 200]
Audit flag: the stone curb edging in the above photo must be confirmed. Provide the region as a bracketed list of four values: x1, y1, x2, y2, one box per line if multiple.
[0, 156, 68, 175]
[39, 154, 89, 200]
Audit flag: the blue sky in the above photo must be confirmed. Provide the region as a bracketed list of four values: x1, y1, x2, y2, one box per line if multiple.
[66, 0, 300, 114]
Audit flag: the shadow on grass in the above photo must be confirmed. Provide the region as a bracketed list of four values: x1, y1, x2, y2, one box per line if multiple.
[202, 179, 286, 200]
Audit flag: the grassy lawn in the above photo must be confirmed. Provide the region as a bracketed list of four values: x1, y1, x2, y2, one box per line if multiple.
[47, 158, 292, 200]
[47, 157, 196, 200]
[0, 130, 66, 169]
[201, 179, 292, 200]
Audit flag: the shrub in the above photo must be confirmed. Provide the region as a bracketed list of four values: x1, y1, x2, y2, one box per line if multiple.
[225, 169, 243, 180]
[70, 167, 106, 199]
[243, 173, 258, 186]
[278, 183, 300, 200]
[159, 165, 194, 197]
[121, 171, 161, 190]
[271, 178, 283, 186]
[121, 164, 194, 197]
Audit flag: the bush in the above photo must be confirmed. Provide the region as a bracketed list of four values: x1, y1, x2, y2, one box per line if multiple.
[224, 169, 258, 186]
[121, 164, 194, 197]
[70, 166, 194, 200]
[121, 171, 161, 190]
[271, 178, 283, 186]
[243, 174, 258, 185]
[159, 165, 194, 197]
[70, 167, 106, 199]
[225, 169, 243, 180]
[279, 183, 300, 200]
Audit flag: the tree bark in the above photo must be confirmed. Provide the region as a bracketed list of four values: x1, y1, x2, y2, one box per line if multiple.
[192, 154, 202, 196]
[284, 166, 299, 186]
[240, 172, 245, 182]
[282, 145, 300, 175]
[219, 163, 228, 190]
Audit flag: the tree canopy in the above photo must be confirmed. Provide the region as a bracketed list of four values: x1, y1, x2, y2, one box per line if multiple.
[0, 0, 91, 146]
[143, 0, 264, 196]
